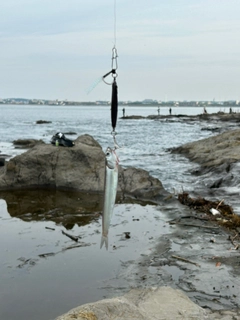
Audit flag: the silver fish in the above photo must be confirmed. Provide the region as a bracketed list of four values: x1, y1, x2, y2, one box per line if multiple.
[101, 147, 119, 249]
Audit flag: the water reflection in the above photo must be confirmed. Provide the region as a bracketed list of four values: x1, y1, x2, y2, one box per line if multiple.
[0, 189, 102, 229]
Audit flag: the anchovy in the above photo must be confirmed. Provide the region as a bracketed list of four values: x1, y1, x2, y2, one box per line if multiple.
[101, 147, 119, 249]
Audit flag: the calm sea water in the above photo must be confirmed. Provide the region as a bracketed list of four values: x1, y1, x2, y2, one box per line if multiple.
[0, 104, 232, 320]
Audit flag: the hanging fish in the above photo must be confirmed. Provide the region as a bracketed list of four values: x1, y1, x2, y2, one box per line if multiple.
[101, 147, 119, 249]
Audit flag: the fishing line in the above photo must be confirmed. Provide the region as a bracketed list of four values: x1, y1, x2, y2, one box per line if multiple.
[102, 0, 119, 148]
[113, 0, 117, 47]
[86, 76, 103, 95]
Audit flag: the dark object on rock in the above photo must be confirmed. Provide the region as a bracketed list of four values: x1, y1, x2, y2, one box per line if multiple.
[36, 120, 52, 124]
[51, 132, 74, 147]
[0, 158, 5, 166]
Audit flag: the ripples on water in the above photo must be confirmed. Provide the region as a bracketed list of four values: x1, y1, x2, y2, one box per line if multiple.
[0, 104, 214, 192]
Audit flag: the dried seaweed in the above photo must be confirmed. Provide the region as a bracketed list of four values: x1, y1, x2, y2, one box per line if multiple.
[178, 192, 233, 216]
[178, 192, 240, 231]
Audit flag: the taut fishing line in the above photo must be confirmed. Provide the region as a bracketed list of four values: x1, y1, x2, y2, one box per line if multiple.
[87, 0, 119, 139]
[102, 0, 119, 147]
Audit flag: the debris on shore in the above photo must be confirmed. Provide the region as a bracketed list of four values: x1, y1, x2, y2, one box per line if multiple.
[178, 192, 240, 232]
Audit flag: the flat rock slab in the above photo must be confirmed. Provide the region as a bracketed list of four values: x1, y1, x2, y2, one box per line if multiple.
[56, 287, 209, 320]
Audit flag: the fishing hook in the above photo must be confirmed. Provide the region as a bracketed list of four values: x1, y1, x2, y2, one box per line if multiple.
[111, 130, 121, 150]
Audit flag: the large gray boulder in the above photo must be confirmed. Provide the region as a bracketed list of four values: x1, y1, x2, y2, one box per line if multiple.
[0, 135, 165, 200]
[55, 287, 209, 320]
[172, 128, 240, 168]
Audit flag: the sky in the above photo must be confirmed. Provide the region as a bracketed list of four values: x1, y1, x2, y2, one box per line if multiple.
[1, 0, 240, 102]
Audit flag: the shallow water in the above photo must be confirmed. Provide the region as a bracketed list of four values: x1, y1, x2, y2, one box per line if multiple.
[0, 193, 170, 320]
[0, 104, 237, 319]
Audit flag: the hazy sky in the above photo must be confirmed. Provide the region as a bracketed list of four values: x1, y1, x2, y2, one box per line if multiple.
[1, 0, 240, 102]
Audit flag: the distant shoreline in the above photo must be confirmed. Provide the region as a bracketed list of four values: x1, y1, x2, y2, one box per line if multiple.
[0, 101, 239, 107]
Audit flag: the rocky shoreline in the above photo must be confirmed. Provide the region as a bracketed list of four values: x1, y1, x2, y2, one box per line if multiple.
[1, 114, 240, 319]
[122, 111, 240, 123]
[171, 127, 240, 169]
[171, 127, 240, 217]
[55, 116, 240, 320]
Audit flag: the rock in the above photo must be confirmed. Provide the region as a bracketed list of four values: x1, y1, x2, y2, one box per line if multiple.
[13, 139, 44, 149]
[0, 135, 165, 200]
[209, 177, 223, 188]
[36, 120, 52, 124]
[0, 157, 5, 166]
[171, 128, 240, 213]
[55, 287, 209, 320]
[119, 166, 166, 200]
[63, 131, 77, 135]
[120, 115, 145, 119]
[171, 128, 240, 169]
